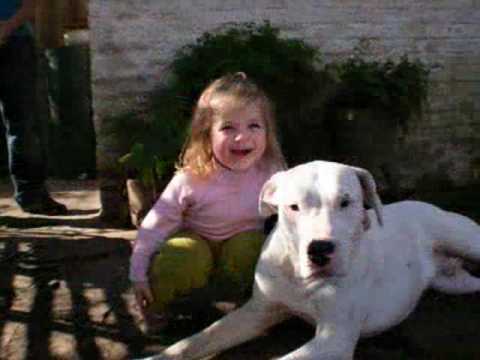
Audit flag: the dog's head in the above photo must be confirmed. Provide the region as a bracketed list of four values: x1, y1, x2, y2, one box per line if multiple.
[259, 161, 383, 280]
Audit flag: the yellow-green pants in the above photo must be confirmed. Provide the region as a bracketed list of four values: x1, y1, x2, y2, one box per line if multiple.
[148, 230, 265, 313]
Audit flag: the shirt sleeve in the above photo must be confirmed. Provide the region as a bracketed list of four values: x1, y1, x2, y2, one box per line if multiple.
[129, 172, 193, 282]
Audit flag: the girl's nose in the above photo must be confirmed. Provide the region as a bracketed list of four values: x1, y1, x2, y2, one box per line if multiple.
[234, 131, 248, 142]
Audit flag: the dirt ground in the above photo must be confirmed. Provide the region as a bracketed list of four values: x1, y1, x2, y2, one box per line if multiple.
[1, 180, 480, 360]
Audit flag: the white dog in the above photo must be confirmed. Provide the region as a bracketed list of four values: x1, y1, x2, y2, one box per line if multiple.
[142, 161, 480, 360]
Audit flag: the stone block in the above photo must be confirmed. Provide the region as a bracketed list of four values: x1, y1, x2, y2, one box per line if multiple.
[452, 63, 480, 81]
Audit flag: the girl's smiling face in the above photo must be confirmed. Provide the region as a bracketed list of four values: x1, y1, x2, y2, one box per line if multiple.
[210, 102, 267, 172]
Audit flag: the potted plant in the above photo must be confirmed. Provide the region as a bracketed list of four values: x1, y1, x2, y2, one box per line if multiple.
[114, 90, 189, 227]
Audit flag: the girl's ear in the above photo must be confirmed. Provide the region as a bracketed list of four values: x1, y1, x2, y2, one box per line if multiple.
[259, 171, 285, 217]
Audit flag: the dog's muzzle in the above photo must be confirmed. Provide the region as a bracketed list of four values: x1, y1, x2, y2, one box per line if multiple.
[307, 240, 335, 267]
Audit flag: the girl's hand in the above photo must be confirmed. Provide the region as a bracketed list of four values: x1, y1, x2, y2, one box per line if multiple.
[133, 281, 154, 314]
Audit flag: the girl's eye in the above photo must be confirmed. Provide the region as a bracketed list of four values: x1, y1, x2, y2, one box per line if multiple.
[289, 204, 300, 211]
[220, 125, 234, 131]
[340, 199, 350, 208]
[249, 123, 262, 129]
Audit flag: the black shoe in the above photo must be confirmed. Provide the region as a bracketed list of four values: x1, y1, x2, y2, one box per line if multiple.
[20, 197, 68, 215]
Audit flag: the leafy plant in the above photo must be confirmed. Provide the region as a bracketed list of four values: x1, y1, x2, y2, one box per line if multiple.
[170, 21, 323, 102]
[166, 21, 330, 165]
[111, 89, 190, 195]
[328, 55, 430, 126]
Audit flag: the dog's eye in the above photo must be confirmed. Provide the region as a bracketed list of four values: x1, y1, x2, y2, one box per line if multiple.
[340, 199, 350, 208]
[289, 204, 300, 211]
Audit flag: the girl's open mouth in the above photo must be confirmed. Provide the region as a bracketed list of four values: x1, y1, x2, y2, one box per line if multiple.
[231, 149, 253, 156]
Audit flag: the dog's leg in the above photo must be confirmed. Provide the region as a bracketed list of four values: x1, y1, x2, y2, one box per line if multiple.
[432, 260, 480, 294]
[432, 270, 480, 294]
[435, 210, 480, 261]
[429, 211, 480, 294]
[151, 295, 287, 360]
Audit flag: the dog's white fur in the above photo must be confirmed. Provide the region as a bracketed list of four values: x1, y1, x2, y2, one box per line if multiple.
[145, 161, 480, 360]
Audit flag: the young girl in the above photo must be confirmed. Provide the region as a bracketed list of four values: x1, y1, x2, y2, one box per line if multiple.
[129, 72, 286, 330]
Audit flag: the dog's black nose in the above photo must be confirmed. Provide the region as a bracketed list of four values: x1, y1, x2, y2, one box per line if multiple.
[307, 241, 335, 266]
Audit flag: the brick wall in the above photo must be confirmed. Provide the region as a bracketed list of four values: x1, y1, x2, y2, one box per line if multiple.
[89, 0, 480, 189]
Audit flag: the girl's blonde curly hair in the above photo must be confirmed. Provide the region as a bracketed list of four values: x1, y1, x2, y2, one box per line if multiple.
[177, 72, 286, 177]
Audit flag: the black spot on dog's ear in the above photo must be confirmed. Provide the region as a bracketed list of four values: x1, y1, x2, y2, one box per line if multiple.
[264, 215, 278, 235]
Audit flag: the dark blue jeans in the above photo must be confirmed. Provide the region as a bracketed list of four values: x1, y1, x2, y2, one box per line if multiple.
[0, 35, 49, 206]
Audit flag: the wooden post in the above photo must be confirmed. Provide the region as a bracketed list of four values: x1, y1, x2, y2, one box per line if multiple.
[64, 0, 89, 30]
[35, 0, 66, 48]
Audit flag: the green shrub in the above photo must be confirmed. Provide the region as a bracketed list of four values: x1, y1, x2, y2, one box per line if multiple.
[328, 55, 430, 127]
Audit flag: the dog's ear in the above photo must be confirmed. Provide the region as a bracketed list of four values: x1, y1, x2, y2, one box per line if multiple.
[259, 171, 285, 217]
[352, 167, 384, 226]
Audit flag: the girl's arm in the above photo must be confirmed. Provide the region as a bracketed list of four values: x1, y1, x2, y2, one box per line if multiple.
[129, 172, 193, 282]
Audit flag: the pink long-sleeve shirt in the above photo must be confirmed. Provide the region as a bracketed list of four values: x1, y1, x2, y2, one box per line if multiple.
[129, 164, 278, 282]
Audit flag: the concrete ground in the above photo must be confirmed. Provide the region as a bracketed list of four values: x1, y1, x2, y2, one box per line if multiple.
[1, 180, 480, 359]
[0, 180, 141, 360]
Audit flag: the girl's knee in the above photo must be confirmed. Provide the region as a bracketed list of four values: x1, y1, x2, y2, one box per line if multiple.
[148, 232, 213, 312]
[217, 231, 265, 289]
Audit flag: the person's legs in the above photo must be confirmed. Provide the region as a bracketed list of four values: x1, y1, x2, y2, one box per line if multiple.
[215, 230, 265, 299]
[0, 35, 66, 214]
[146, 231, 263, 332]
[148, 231, 214, 314]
